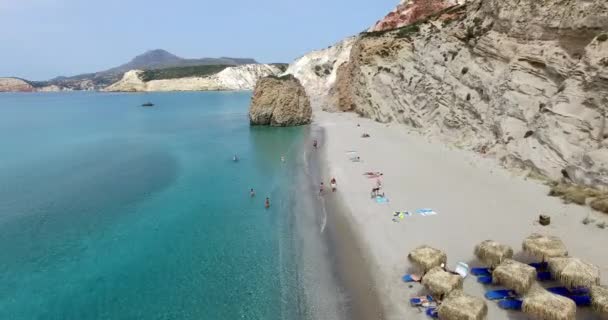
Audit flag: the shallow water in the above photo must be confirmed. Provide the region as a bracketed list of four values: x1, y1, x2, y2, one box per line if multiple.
[0, 92, 319, 319]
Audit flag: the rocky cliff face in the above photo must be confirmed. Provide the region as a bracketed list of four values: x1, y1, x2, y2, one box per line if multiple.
[0, 78, 34, 92]
[104, 64, 281, 92]
[287, 0, 608, 188]
[249, 75, 312, 126]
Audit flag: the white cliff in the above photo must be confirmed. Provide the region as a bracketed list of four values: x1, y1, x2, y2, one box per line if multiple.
[104, 64, 282, 92]
[284, 0, 608, 188]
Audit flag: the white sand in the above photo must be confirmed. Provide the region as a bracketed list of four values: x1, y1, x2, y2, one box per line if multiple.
[316, 111, 608, 320]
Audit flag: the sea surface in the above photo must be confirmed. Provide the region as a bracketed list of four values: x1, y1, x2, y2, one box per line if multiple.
[0, 92, 339, 320]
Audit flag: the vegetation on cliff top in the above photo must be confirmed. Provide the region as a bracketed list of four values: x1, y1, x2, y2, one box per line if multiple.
[140, 65, 232, 82]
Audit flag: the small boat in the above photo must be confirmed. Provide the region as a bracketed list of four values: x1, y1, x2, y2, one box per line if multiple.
[141, 102, 154, 107]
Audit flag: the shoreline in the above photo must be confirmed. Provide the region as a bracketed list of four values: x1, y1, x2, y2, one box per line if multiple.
[315, 110, 608, 319]
[308, 124, 386, 320]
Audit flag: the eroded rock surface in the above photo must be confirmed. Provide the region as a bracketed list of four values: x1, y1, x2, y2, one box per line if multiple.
[249, 75, 312, 126]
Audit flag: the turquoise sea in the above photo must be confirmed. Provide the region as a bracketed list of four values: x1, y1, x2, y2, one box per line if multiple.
[0, 92, 341, 319]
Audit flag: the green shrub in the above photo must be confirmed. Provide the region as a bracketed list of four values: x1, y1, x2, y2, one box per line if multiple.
[140, 65, 232, 82]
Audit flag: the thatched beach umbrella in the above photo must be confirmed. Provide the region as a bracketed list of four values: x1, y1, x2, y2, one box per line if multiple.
[492, 259, 536, 294]
[548, 257, 600, 288]
[421, 266, 463, 296]
[474, 240, 514, 268]
[437, 290, 488, 320]
[522, 233, 568, 260]
[590, 285, 608, 314]
[408, 245, 447, 273]
[522, 286, 576, 320]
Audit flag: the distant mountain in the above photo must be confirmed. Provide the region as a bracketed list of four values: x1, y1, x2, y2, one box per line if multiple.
[28, 49, 259, 90]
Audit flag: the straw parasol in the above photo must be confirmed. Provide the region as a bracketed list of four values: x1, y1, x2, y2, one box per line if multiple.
[522, 233, 568, 260]
[590, 285, 608, 314]
[421, 266, 463, 296]
[474, 240, 514, 268]
[492, 259, 536, 294]
[522, 285, 576, 320]
[408, 245, 447, 273]
[547, 257, 600, 288]
[437, 290, 488, 320]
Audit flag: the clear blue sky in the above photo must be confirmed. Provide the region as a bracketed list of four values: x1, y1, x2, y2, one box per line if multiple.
[0, 0, 397, 80]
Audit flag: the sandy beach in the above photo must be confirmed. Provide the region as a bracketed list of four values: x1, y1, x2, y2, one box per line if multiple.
[315, 110, 608, 320]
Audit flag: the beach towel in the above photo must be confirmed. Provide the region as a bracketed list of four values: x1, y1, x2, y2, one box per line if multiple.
[402, 274, 421, 282]
[416, 209, 438, 216]
[376, 196, 389, 204]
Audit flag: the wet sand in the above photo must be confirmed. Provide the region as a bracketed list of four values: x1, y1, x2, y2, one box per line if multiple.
[299, 124, 385, 320]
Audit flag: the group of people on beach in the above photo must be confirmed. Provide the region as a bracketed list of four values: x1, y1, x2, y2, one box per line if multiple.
[319, 178, 338, 195]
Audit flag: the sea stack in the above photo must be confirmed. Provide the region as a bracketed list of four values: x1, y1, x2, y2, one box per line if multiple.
[249, 75, 312, 126]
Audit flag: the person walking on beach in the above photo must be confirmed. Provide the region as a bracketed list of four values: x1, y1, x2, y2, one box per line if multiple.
[313, 139, 318, 149]
[265, 197, 270, 209]
[250, 188, 255, 197]
[330, 178, 337, 192]
[319, 182, 324, 195]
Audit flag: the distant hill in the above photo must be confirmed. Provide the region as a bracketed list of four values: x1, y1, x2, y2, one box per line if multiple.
[28, 49, 259, 90]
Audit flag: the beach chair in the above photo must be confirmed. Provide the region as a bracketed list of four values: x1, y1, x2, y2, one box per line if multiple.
[537, 271, 552, 281]
[529, 262, 548, 270]
[425, 307, 438, 318]
[402, 274, 421, 283]
[485, 289, 516, 300]
[570, 295, 591, 306]
[498, 299, 523, 310]
[471, 267, 492, 276]
[477, 276, 493, 284]
[547, 287, 571, 296]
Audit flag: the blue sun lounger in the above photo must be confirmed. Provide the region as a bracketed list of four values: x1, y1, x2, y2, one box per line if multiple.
[529, 262, 548, 270]
[426, 307, 438, 318]
[570, 295, 591, 306]
[498, 299, 523, 310]
[471, 267, 492, 276]
[478, 271, 552, 285]
[485, 289, 516, 300]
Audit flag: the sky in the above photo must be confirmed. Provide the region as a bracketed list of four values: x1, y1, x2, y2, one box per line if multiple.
[0, 0, 398, 80]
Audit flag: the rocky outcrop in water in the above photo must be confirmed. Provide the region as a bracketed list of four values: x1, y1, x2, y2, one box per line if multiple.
[249, 75, 312, 126]
[286, 0, 608, 188]
[104, 64, 282, 92]
[0, 78, 34, 92]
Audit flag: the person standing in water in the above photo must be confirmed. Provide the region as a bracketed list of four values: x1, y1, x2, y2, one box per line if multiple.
[250, 188, 255, 197]
[265, 197, 270, 209]
[233, 154, 239, 162]
[330, 178, 337, 192]
[319, 182, 324, 195]
[281, 155, 285, 163]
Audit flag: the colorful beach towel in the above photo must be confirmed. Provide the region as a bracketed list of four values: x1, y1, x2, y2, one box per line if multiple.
[416, 208, 438, 216]
[375, 196, 389, 204]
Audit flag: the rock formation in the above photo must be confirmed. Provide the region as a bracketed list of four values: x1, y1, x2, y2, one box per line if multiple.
[249, 75, 312, 126]
[285, 0, 608, 188]
[0, 78, 34, 92]
[104, 64, 282, 92]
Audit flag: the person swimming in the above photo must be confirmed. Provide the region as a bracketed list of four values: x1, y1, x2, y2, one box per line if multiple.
[265, 197, 270, 209]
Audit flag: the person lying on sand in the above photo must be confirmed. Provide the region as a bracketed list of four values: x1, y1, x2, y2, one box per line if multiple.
[363, 172, 383, 177]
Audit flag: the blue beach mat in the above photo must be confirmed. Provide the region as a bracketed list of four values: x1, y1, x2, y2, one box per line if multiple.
[416, 208, 438, 216]
[375, 196, 389, 203]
